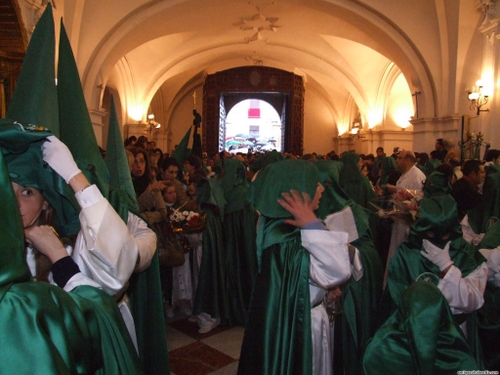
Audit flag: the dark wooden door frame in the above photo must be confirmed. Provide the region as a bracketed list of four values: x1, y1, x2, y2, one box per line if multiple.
[202, 66, 304, 156]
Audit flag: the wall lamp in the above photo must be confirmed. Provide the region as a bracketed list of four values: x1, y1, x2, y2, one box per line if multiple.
[468, 80, 490, 115]
[146, 114, 161, 133]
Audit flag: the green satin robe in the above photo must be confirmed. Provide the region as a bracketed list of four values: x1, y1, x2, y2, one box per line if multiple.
[371, 195, 486, 371]
[237, 219, 312, 375]
[219, 159, 258, 325]
[0, 283, 143, 375]
[0, 144, 142, 375]
[315, 160, 384, 375]
[387, 234, 485, 367]
[239, 159, 321, 375]
[363, 282, 478, 374]
[339, 152, 376, 209]
[193, 177, 232, 323]
[476, 220, 500, 370]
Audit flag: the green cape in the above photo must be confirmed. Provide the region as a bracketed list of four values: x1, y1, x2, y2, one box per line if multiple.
[363, 282, 478, 374]
[338, 152, 376, 208]
[0, 143, 142, 374]
[315, 160, 383, 375]
[218, 158, 258, 324]
[239, 159, 318, 375]
[387, 195, 485, 366]
[193, 177, 231, 323]
[6, 3, 59, 137]
[423, 171, 452, 198]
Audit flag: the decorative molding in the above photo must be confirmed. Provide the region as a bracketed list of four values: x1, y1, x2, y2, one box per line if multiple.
[235, 5, 281, 44]
[477, 0, 500, 33]
[24, 0, 49, 34]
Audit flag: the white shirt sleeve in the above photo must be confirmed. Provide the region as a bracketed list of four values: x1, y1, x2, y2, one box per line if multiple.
[302, 229, 351, 307]
[479, 247, 500, 287]
[438, 262, 488, 314]
[63, 273, 102, 292]
[302, 229, 351, 289]
[72, 186, 141, 296]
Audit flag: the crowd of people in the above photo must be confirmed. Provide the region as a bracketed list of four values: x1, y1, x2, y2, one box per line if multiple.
[4, 117, 500, 374]
[4, 4, 499, 374]
[118, 133, 500, 374]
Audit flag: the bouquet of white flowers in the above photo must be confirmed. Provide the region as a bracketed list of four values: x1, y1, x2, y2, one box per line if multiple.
[169, 209, 205, 233]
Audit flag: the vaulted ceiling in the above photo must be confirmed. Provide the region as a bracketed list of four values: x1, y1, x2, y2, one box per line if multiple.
[2, 1, 488, 152]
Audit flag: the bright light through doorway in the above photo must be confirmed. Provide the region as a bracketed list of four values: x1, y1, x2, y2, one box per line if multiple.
[225, 99, 282, 154]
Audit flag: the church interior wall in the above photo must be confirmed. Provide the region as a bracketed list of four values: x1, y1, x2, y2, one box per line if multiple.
[10, 0, 500, 158]
[303, 86, 337, 155]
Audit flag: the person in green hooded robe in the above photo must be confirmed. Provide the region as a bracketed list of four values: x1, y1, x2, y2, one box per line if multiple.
[363, 281, 479, 374]
[238, 159, 351, 375]
[383, 195, 488, 368]
[0, 120, 157, 355]
[0, 141, 142, 374]
[314, 160, 384, 375]
[338, 152, 376, 209]
[192, 176, 230, 333]
[423, 170, 453, 198]
[218, 157, 258, 325]
[372, 156, 400, 274]
[473, 220, 500, 370]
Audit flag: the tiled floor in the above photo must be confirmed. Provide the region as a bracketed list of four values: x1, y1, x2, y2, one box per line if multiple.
[166, 312, 244, 375]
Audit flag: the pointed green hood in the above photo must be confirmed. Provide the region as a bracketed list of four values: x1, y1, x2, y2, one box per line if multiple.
[58, 21, 109, 198]
[6, 3, 59, 137]
[218, 158, 249, 214]
[247, 159, 318, 219]
[315, 160, 370, 238]
[172, 126, 192, 169]
[105, 96, 138, 211]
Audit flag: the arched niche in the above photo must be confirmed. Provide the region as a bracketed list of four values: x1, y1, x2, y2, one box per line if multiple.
[202, 66, 304, 156]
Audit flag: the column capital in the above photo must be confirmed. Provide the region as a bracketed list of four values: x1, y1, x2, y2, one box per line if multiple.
[478, 0, 500, 33]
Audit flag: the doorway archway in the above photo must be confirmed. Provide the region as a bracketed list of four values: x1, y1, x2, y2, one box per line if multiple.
[225, 99, 282, 153]
[202, 66, 304, 156]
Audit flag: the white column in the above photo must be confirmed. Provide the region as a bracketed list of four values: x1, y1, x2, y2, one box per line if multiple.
[89, 108, 107, 148]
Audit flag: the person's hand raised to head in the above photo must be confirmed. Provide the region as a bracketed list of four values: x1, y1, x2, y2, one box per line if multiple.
[24, 225, 68, 264]
[42, 136, 81, 184]
[277, 185, 323, 228]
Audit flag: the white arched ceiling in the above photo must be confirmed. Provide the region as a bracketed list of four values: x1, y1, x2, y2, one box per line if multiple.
[72, 0, 444, 129]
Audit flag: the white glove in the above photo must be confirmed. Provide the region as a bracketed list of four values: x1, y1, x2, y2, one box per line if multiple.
[42, 135, 81, 183]
[421, 239, 453, 271]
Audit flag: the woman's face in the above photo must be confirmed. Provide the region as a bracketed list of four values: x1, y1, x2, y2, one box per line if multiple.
[11, 182, 47, 229]
[131, 152, 147, 177]
[162, 165, 178, 182]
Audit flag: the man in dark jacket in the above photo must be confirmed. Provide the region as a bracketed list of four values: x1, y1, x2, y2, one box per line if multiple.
[452, 159, 485, 220]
